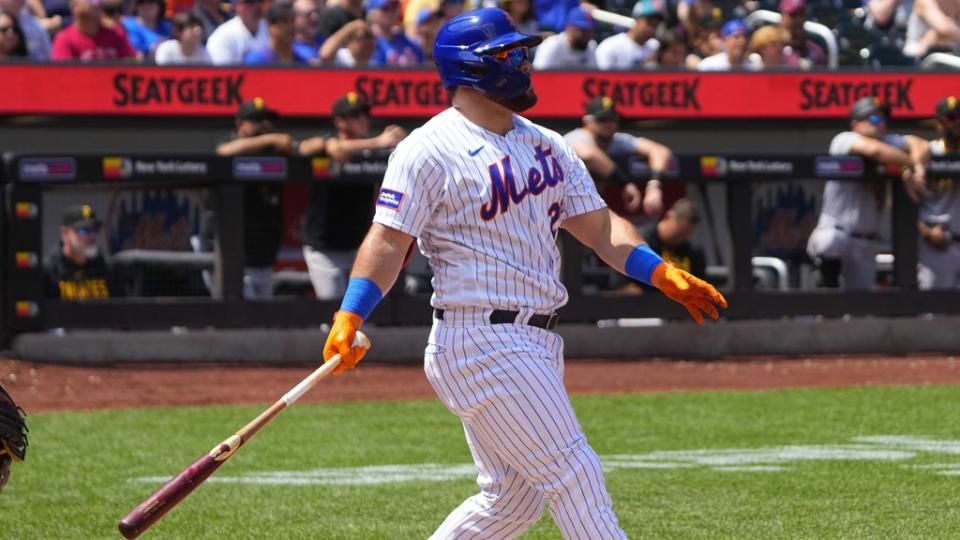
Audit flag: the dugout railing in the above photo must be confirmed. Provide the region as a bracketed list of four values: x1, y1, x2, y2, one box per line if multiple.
[4, 152, 960, 336]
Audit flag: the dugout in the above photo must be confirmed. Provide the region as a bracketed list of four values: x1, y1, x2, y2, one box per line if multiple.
[3, 66, 960, 357]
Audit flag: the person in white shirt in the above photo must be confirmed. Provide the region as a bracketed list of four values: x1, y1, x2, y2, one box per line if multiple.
[531, 5, 597, 69]
[155, 12, 212, 64]
[698, 18, 752, 70]
[205, 0, 268, 65]
[595, 0, 664, 70]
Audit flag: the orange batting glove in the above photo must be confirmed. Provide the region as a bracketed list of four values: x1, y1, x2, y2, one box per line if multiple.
[651, 263, 728, 324]
[323, 311, 367, 374]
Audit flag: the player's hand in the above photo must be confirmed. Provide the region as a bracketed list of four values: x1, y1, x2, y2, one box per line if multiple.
[925, 225, 950, 250]
[651, 263, 728, 324]
[900, 163, 927, 202]
[623, 182, 642, 212]
[270, 133, 295, 154]
[378, 125, 407, 148]
[323, 311, 367, 374]
[642, 183, 664, 216]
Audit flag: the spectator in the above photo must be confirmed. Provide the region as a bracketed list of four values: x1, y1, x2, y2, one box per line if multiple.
[532, 5, 597, 69]
[595, 0, 664, 70]
[122, 0, 172, 58]
[293, 0, 324, 60]
[564, 96, 669, 218]
[687, 7, 724, 64]
[533, 0, 577, 33]
[697, 18, 751, 69]
[244, 2, 313, 63]
[100, 0, 127, 40]
[917, 96, 960, 289]
[191, 0, 229, 42]
[44, 205, 115, 300]
[368, 0, 422, 65]
[903, 0, 960, 57]
[155, 11, 211, 63]
[640, 198, 707, 282]
[437, 0, 465, 22]
[212, 99, 323, 298]
[655, 27, 691, 67]
[0, 10, 25, 58]
[51, 0, 136, 61]
[0, 0, 51, 59]
[302, 92, 407, 299]
[500, 0, 537, 35]
[806, 97, 929, 290]
[779, 0, 826, 66]
[318, 17, 374, 65]
[206, 0, 268, 65]
[317, 0, 361, 37]
[748, 24, 791, 68]
[406, 7, 440, 61]
[866, 0, 913, 37]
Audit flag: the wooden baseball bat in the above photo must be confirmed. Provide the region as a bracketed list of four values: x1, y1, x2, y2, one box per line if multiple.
[117, 332, 371, 539]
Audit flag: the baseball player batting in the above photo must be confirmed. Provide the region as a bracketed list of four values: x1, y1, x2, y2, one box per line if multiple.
[322, 8, 727, 538]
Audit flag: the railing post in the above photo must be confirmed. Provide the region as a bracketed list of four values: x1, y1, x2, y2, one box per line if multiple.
[214, 183, 245, 300]
[727, 177, 754, 291]
[891, 179, 918, 290]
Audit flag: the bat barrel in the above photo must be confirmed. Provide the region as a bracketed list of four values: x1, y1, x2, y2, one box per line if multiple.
[118, 451, 227, 539]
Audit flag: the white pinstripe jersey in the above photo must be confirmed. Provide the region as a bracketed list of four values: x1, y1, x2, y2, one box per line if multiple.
[373, 107, 607, 312]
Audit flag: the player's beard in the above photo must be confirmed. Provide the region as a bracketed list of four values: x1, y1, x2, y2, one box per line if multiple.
[489, 87, 538, 113]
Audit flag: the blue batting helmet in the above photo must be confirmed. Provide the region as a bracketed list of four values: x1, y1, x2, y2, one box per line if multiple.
[433, 8, 543, 98]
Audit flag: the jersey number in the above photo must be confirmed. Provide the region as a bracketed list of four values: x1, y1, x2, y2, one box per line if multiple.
[548, 202, 563, 238]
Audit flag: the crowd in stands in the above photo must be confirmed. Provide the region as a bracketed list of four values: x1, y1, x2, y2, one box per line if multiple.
[1, 0, 958, 67]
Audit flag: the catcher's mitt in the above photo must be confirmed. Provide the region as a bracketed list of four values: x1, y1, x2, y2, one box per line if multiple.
[0, 383, 28, 491]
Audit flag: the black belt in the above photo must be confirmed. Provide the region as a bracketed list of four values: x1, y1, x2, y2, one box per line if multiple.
[835, 226, 879, 241]
[434, 309, 559, 330]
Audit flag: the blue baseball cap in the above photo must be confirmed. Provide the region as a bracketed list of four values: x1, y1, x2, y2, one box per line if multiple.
[632, 0, 666, 18]
[720, 18, 749, 38]
[366, 0, 399, 11]
[565, 6, 596, 30]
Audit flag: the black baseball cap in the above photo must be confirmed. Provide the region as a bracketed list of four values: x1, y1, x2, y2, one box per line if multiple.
[584, 96, 618, 122]
[332, 92, 371, 118]
[266, 2, 293, 24]
[236, 97, 279, 122]
[935, 95, 959, 119]
[850, 96, 891, 121]
[62, 204, 101, 229]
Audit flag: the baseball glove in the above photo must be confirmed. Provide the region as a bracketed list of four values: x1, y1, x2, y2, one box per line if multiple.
[0, 383, 28, 491]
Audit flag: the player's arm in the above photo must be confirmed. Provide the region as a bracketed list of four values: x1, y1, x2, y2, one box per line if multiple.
[325, 126, 407, 163]
[321, 223, 414, 374]
[848, 136, 913, 167]
[215, 133, 295, 156]
[635, 137, 671, 215]
[563, 207, 727, 323]
[298, 136, 329, 156]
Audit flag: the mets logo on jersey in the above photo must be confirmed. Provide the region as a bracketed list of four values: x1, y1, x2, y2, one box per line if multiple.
[480, 144, 564, 221]
[376, 188, 404, 211]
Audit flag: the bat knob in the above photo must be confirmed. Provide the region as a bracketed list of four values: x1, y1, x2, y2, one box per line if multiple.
[353, 331, 371, 351]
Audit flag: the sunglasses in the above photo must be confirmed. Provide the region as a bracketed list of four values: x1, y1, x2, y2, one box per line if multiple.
[867, 114, 887, 126]
[489, 46, 528, 68]
[0, 25, 15, 33]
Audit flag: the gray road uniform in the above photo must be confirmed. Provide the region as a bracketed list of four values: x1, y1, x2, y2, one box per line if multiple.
[807, 131, 908, 289]
[917, 140, 960, 289]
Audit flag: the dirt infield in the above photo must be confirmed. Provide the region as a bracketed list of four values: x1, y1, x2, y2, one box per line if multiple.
[2, 355, 959, 413]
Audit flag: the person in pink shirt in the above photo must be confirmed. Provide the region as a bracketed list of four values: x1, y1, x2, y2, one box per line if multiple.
[51, 0, 135, 60]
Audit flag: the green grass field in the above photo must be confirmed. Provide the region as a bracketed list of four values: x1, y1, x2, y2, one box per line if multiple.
[4, 385, 960, 539]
